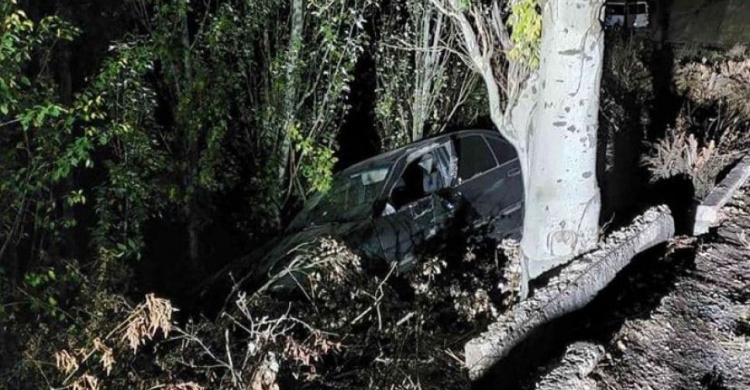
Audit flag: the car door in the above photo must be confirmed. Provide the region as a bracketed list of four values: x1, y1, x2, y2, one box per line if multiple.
[373, 142, 457, 267]
[452, 133, 523, 238]
[453, 134, 503, 226]
[484, 135, 524, 238]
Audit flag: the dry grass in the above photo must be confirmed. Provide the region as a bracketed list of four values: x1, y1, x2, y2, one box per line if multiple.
[164, 382, 205, 390]
[71, 373, 100, 390]
[161, 236, 513, 389]
[54, 349, 79, 376]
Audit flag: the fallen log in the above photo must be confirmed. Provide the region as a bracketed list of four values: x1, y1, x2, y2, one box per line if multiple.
[465, 205, 675, 380]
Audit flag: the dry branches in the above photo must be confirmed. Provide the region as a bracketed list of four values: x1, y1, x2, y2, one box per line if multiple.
[44, 236, 513, 389]
[53, 294, 175, 388]
[121, 294, 174, 352]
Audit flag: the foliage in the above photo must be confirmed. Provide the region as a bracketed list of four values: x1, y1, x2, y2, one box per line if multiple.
[289, 124, 337, 193]
[260, 0, 373, 197]
[602, 36, 653, 100]
[0, 0, 376, 386]
[0, 0, 668, 388]
[374, 0, 481, 149]
[0, 1, 77, 118]
[675, 56, 750, 119]
[173, 0, 375, 209]
[0, 0, 81, 274]
[1, 254, 133, 387]
[0, 0, 376, 269]
[52, 293, 174, 388]
[508, 0, 542, 69]
[81, 40, 167, 261]
[49, 238, 515, 389]
[3, 228, 520, 389]
[598, 35, 653, 175]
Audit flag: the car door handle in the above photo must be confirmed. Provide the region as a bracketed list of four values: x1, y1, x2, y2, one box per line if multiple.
[508, 167, 521, 177]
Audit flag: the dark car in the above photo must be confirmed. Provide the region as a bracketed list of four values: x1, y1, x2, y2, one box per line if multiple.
[227, 130, 524, 294]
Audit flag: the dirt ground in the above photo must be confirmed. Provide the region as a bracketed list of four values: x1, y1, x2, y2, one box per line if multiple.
[589, 185, 750, 390]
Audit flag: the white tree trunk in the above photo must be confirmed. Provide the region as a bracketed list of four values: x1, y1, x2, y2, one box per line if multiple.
[434, 0, 604, 281]
[519, 0, 604, 278]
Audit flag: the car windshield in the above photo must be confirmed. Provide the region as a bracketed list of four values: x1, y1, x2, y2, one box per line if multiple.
[288, 165, 391, 230]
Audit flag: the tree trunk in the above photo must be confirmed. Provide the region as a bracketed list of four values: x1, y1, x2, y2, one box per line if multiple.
[390, 0, 606, 282]
[178, 0, 201, 271]
[518, 0, 604, 278]
[411, 2, 439, 142]
[278, 0, 304, 184]
[56, 0, 78, 261]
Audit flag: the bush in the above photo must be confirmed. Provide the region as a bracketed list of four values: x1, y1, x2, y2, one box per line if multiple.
[675, 55, 750, 119]
[644, 50, 750, 199]
[642, 124, 721, 198]
[2, 237, 521, 389]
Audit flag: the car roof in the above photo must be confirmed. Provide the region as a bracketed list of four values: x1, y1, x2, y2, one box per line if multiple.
[339, 129, 504, 176]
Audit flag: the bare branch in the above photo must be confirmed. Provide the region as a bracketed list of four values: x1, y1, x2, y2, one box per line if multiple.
[491, 1, 513, 52]
[428, 0, 544, 148]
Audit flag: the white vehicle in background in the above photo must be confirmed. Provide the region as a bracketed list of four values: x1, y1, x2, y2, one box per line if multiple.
[605, 0, 650, 29]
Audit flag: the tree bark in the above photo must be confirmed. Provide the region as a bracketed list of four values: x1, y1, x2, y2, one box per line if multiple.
[519, 0, 604, 278]
[178, 0, 200, 271]
[412, 2, 441, 142]
[437, 0, 605, 280]
[278, 0, 304, 184]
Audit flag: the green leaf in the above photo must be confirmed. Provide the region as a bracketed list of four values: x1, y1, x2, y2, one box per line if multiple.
[35, 109, 45, 125]
[20, 111, 33, 130]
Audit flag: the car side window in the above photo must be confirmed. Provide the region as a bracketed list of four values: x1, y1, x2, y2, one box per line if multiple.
[485, 136, 516, 165]
[455, 135, 496, 181]
[387, 152, 446, 212]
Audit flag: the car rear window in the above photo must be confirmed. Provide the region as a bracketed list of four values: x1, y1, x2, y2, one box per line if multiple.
[455, 135, 496, 181]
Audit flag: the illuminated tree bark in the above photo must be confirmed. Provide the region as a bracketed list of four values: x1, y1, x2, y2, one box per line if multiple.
[434, 0, 605, 286]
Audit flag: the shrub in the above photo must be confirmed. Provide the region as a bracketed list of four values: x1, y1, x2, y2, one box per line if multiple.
[9, 236, 521, 389]
[675, 57, 750, 119]
[642, 124, 719, 198]
[644, 51, 750, 199]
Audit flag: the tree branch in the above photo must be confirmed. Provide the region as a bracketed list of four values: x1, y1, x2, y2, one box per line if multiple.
[431, 0, 521, 143]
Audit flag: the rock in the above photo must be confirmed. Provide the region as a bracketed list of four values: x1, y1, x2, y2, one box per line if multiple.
[693, 155, 750, 235]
